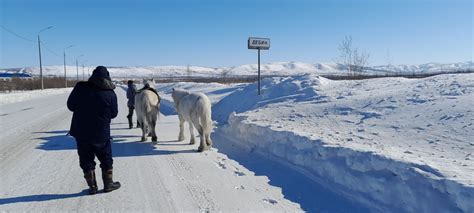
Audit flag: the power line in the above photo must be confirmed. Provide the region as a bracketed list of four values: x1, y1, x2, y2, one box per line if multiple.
[2, 25, 61, 57]
[0, 25, 35, 43]
[40, 41, 60, 57]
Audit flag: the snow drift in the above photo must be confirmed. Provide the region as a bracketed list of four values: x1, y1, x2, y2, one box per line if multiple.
[212, 73, 474, 212]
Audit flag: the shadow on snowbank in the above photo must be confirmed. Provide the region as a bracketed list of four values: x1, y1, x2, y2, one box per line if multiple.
[159, 98, 177, 116]
[212, 133, 369, 213]
[0, 190, 88, 205]
[35, 131, 195, 157]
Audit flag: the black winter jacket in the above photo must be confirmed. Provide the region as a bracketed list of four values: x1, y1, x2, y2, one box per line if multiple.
[67, 67, 118, 144]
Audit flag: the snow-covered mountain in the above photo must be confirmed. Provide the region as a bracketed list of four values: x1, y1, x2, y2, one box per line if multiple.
[2, 61, 472, 78]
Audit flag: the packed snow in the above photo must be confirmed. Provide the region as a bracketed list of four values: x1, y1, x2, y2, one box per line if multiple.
[2, 61, 472, 78]
[0, 88, 72, 105]
[0, 86, 306, 212]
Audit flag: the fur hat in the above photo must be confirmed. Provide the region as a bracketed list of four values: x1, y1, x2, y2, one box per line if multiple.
[91, 66, 111, 81]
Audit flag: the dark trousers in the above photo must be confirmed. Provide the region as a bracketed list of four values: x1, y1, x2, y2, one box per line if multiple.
[127, 106, 134, 119]
[76, 139, 113, 173]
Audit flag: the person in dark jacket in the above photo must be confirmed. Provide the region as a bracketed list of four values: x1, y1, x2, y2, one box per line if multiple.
[67, 66, 121, 195]
[126, 80, 137, 129]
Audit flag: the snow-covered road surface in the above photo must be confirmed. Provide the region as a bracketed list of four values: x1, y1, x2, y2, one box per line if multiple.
[0, 87, 366, 212]
[0, 88, 295, 211]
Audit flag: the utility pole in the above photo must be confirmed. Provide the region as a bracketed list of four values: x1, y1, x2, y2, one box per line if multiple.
[76, 54, 84, 81]
[63, 45, 74, 87]
[38, 35, 43, 89]
[76, 59, 79, 81]
[82, 61, 86, 80]
[37, 26, 53, 90]
[257, 48, 261, 95]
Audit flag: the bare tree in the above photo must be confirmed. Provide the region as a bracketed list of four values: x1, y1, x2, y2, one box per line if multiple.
[338, 36, 370, 75]
[186, 65, 192, 78]
[221, 69, 231, 83]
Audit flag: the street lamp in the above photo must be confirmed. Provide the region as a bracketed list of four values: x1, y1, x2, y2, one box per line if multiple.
[37, 26, 53, 90]
[76, 54, 84, 81]
[63, 45, 75, 87]
[82, 60, 88, 80]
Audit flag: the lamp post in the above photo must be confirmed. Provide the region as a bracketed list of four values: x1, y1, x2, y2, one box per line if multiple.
[76, 54, 84, 81]
[82, 60, 88, 80]
[63, 45, 75, 87]
[37, 26, 53, 90]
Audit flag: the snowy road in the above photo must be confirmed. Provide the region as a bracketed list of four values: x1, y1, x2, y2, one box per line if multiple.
[0, 88, 305, 212]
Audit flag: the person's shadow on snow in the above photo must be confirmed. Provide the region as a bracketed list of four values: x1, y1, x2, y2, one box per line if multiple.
[35, 130, 195, 156]
[0, 190, 88, 205]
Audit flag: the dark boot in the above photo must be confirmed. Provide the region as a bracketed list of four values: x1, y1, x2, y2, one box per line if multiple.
[84, 170, 98, 195]
[102, 169, 121, 193]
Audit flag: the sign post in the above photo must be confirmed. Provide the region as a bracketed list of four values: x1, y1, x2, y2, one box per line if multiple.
[248, 37, 270, 95]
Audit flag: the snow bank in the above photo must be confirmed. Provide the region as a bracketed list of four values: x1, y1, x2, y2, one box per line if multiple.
[212, 74, 474, 212]
[212, 75, 330, 124]
[0, 88, 73, 105]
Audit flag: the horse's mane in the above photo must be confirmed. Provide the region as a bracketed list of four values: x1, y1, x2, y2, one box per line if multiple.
[171, 89, 190, 102]
[138, 85, 160, 103]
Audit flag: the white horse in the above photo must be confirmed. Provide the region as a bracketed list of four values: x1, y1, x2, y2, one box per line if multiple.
[171, 89, 213, 152]
[134, 79, 160, 143]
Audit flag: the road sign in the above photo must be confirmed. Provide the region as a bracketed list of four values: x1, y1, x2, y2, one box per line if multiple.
[248, 37, 270, 95]
[248, 37, 270, 50]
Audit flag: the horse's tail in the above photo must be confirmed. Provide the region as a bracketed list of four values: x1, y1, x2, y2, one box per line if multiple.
[156, 94, 161, 119]
[143, 93, 152, 130]
[197, 94, 213, 135]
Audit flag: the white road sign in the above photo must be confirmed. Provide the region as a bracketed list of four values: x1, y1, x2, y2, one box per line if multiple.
[248, 37, 270, 50]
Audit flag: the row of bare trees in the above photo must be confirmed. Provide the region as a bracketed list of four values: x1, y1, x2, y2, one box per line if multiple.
[0, 77, 78, 92]
[186, 64, 234, 83]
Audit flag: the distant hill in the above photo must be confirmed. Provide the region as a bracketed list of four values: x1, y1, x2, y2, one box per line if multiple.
[1, 61, 472, 78]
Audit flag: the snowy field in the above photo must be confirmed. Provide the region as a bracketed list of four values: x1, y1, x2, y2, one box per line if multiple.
[0, 88, 72, 105]
[1, 73, 473, 212]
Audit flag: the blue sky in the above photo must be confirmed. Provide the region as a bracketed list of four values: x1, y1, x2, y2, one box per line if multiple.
[1, 0, 472, 68]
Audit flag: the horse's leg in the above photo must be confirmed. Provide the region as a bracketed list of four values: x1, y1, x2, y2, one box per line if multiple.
[205, 133, 213, 147]
[140, 121, 147, 142]
[188, 122, 195, 145]
[178, 115, 185, 141]
[147, 119, 152, 137]
[191, 116, 206, 152]
[151, 115, 158, 143]
[197, 133, 207, 152]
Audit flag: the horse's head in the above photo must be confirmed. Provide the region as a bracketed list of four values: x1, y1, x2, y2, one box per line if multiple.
[143, 78, 156, 88]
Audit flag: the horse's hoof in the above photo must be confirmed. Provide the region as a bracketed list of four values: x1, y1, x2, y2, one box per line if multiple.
[152, 137, 157, 142]
[141, 137, 146, 142]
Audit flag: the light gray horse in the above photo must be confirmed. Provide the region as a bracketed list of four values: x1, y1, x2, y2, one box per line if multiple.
[134, 79, 160, 143]
[171, 88, 213, 152]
